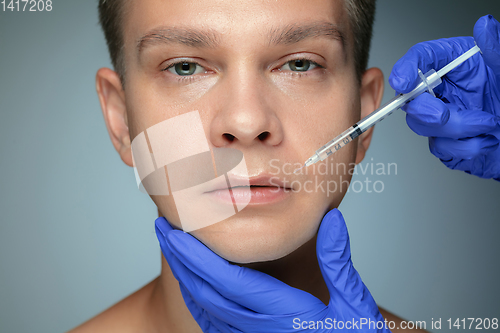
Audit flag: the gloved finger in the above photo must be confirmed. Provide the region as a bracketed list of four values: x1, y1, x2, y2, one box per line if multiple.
[204, 311, 244, 333]
[184, 289, 242, 333]
[155, 216, 174, 234]
[440, 157, 488, 178]
[402, 93, 450, 127]
[438, 151, 500, 179]
[389, 37, 476, 94]
[156, 220, 231, 332]
[179, 281, 219, 333]
[165, 241, 261, 329]
[474, 15, 500, 75]
[405, 98, 499, 138]
[167, 230, 325, 315]
[164, 232, 302, 332]
[180, 279, 231, 333]
[155, 217, 182, 281]
[316, 209, 380, 313]
[468, 153, 500, 179]
[179, 267, 294, 333]
[156, 220, 239, 332]
[429, 135, 499, 160]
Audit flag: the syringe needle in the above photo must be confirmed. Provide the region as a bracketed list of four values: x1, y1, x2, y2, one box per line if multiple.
[296, 43, 481, 170]
[293, 155, 321, 174]
[293, 165, 306, 174]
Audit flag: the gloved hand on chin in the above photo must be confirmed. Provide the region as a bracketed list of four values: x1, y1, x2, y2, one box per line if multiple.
[155, 209, 391, 333]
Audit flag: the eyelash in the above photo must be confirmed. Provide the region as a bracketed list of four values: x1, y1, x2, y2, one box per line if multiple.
[161, 56, 324, 82]
[277, 56, 324, 77]
[161, 60, 206, 83]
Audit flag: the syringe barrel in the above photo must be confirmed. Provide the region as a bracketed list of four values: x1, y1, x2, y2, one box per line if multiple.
[314, 126, 357, 161]
[357, 69, 442, 133]
[301, 44, 480, 169]
[312, 69, 442, 162]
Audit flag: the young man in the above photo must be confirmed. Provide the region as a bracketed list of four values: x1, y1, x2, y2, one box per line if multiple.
[70, 0, 500, 331]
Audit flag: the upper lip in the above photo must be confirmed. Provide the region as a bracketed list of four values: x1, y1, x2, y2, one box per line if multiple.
[204, 174, 291, 193]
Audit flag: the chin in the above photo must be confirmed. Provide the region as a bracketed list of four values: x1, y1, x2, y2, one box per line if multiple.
[155, 177, 343, 263]
[189, 210, 322, 264]
[195, 232, 307, 264]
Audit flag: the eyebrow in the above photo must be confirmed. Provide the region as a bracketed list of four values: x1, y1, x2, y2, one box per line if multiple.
[136, 21, 345, 58]
[137, 27, 221, 54]
[268, 22, 345, 47]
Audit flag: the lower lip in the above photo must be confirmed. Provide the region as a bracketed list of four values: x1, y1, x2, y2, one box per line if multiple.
[205, 186, 290, 205]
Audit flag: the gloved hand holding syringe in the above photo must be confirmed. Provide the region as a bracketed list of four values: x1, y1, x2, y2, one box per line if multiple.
[295, 43, 482, 173]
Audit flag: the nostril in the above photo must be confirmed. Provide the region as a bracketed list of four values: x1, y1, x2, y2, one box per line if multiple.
[258, 132, 270, 141]
[223, 133, 235, 142]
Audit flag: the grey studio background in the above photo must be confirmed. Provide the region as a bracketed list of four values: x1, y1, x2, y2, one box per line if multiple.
[1, 1, 499, 332]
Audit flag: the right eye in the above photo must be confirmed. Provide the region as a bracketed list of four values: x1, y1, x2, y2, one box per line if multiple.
[166, 62, 206, 76]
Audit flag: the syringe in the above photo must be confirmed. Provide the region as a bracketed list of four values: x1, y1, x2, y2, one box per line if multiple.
[295, 44, 481, 173]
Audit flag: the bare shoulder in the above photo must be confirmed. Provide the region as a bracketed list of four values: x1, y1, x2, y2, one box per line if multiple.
[68, 278, 158, 333]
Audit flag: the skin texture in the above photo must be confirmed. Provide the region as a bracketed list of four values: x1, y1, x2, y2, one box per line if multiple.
[97, 0, 378, 264]
[70, 0, 427, 331]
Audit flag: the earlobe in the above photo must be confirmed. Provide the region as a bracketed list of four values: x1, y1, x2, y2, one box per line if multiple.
[96, 68, 133, 167]
[355, 67, 384, 164]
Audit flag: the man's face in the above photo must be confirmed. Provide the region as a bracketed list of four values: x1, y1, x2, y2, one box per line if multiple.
[116, 0, 368, 263]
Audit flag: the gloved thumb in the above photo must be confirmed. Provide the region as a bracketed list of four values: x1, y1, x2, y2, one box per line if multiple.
[474, 15, 500, 75]
[316, 209, 367, 305]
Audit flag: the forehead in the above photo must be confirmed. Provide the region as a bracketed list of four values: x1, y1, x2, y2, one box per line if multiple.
[122, 0, 350, 55]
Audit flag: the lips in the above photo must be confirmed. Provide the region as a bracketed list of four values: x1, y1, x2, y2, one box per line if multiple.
[204, 174, 293, 205]
[205, 174, 291, 191]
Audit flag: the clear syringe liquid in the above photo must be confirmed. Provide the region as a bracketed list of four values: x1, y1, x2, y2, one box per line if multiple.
[295, 44, 481, 173]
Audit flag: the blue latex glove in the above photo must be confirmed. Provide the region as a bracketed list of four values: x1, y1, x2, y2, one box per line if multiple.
[389, 15, 500, 180]
[155, 209, 391, 333]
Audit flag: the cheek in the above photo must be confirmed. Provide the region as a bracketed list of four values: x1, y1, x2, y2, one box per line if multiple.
[125, 73, 215, 138]
[124, 78, 215, 229]
[284, 82, 360, 210]
[125, 85, 162, 140]
[278, 75, 361, 162]
[152, 195, 182, 229]
[130, 66, 219, 117]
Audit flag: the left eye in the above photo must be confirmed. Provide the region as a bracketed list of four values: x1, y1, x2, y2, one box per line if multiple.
[281, 59, 319, 72]
[167, 62, 205, 76]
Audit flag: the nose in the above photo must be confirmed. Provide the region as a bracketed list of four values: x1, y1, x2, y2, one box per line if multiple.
[209, 69, 284, 148]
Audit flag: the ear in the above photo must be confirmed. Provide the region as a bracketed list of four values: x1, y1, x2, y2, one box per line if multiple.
[355, 67, 384, 164]
[96, 68, 133, 167]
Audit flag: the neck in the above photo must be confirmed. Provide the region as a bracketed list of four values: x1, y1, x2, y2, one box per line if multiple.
[148, 229, 328, 332]
[239, 232, 329, 305]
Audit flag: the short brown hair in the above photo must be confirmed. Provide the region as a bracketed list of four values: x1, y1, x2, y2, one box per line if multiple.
[344, 0, 376, 81]
[98, 0, 129, 84]
[98, 0, 376, 85]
